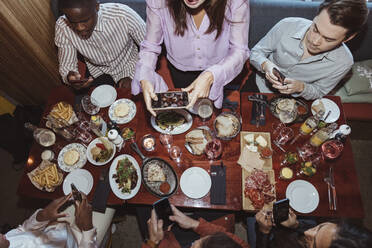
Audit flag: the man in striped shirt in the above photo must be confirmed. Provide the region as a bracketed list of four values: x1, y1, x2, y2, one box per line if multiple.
[55, 0, 146, 90]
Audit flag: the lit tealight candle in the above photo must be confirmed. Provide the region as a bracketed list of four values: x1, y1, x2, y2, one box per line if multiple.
[142, 134, 155, 151]
[27, 156, 34, 166]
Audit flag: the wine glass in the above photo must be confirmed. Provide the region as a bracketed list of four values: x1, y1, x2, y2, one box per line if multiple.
[272, 121, 286, 136]
[169, 145, 182, 163]
[159, 133, 173, 151]
[205, 139, 222, 160]
[297, 141, 319, 160]
[321, 140, 343, 160]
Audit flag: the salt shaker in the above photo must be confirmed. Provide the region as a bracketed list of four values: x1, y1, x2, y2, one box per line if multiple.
[108, 129, 124, 152]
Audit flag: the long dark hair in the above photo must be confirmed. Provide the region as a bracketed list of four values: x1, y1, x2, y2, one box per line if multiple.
[166, 0, 228, 39]
[201, 232, 242, 248]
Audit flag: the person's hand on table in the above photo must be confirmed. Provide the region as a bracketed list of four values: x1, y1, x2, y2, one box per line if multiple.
[36, 194, 72, 222]
[147, 209, 164, 245]
[182, 71, 214, 110]
[272, 78, 304, 95]
[141, 79, 157, 117]
[255, 209, 273, 234]
[280, 209, 299, 229]
[74, 193, 93, 231]
[169, 204, 199, 230]
[67, 71, 93, 90]
[262, 61, 282, 86]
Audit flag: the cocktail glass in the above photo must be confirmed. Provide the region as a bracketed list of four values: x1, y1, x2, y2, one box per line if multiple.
[169, 145, 182, 163]
[159, 133, 173, 151]
[321, 140, 344, 160]
[205, 139, 222, 161]
[290, 116, 318, 145]
[197, 98, 213, 125]
[297, 141, 318, 160]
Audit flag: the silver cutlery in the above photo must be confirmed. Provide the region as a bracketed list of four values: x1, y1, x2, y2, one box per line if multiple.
[329, 166, 337, 210]
[324, 176, 333, 210]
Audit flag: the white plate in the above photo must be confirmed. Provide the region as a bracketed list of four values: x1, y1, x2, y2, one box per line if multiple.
[57, 143, 87, 172]
[286, 180, 319, 214]
[63, 169, 93, 195]
[151, 109, 193, 135]
[311, 98, 340, 123]
[86, 137, 116, 166]
[91, 85, 117, 108]
[108, 98, 136, 124]
[109, 154, 141, 200]
[180, 167, 211, 199]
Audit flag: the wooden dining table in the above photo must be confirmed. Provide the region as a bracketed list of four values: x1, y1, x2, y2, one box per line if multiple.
[17, 85, 364, 218]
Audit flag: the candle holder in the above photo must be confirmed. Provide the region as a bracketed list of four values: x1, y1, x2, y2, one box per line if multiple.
[142, 134, 156, 151]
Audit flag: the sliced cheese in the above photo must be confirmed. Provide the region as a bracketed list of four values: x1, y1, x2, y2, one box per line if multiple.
[246, 144, 258, 153]
[244, 134, 254, 144]
[256, 135, 267, 147]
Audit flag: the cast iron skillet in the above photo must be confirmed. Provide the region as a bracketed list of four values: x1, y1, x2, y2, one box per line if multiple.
[130, 142, 178, 198]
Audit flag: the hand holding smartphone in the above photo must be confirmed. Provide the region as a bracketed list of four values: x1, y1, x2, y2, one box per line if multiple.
[153, 197, 173, 229]
[272, 68, 286, 85]
[273, 198, 289, 225]
[151, 91, 189, 110]
[71, 183, 82, 202]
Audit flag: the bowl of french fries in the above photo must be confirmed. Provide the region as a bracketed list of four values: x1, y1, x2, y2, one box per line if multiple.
[48, 102, 78, 127]
[27, 161, 63, 192]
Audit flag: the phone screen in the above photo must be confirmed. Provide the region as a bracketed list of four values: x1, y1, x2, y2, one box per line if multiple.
[153, 198, 173, 229]
[71, 184, 82, 202]
[151, 91, 189, 110]
[273, 198, 289, 225]
[272, 68, 286, 85]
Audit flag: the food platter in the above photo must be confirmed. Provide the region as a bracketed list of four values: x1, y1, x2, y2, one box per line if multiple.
[109, 154, 141, 200]
[180, 167, 211, 199]
[286, 180, 319, 213]
[86, 137, 116, 166]
[108, 98, 137, 124]
[150, 109, 193, 135]
[184, 126, 213, 156]
[62, 169, 93, 195]
[57, 143, 87, 172]
[214, 112, 241, 140]
[28, 161, 63, 192]
[91, 85, 117, 108]
[311, 98, 340, 123]
[269, 95, 309, 123]
[240, 132, 276, 211]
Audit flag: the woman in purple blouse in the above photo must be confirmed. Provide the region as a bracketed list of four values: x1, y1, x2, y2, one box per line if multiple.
[132, 0, 250, 116]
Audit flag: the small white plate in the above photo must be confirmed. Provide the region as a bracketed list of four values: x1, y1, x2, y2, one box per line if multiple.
[108, 98, 137, 124]
[151, 109, 193, 135]
[57, 143, 87, 172]
[109, 154, 141, 200]
[91, 85, 117, 108]
[286, 180, 319, 214]
[180, 167, 211, 199]
[86, 137, 116, 166]
[63, 169, 93, 195]
[311, 98, 340, 123]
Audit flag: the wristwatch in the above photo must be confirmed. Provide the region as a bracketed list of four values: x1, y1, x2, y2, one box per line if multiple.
[145, 239, 159, 248]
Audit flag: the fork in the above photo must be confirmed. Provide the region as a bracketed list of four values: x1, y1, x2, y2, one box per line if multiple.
[324, 177, 334, 210]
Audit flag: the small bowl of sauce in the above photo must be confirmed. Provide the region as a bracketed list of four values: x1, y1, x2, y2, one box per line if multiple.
[279, 167, 293, 180]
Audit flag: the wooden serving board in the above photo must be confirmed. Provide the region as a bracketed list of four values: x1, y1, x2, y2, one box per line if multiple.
[240, 131, 276, 211]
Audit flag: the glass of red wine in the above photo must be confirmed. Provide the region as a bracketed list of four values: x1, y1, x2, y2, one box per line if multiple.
[205, 139, 222, 161]
[321, 140, 343, 160]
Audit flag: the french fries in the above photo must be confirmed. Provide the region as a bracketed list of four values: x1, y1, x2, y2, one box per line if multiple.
[28, 162, 62, 192]
[50, 102, 73, 122]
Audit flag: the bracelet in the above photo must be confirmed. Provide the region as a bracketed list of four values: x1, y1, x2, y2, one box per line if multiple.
[146, 239, 159, 248]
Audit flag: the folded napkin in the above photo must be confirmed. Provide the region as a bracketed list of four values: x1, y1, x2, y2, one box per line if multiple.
[92, 169, 111, 213]
[210, 165, 226, 205]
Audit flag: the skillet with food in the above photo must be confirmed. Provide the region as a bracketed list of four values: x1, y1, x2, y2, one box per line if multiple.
[269, 95, 309, 123]
[130, 142, 178, 197]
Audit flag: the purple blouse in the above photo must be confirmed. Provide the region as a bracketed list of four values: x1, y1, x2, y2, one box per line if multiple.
[132, 0, 250, 108]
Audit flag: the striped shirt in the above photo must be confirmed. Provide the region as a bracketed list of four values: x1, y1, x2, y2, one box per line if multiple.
[55, 3, 146, 84]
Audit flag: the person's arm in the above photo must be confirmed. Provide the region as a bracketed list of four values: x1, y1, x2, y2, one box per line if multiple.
[131, 0, 168, 95]
[206, 0, 250, 107]
[194, 218, 249, 248]
[291, 61, 352, 100]
[55, 18, 79, 84]
[75, 193, 97, 248]
[124, 5, 146, 47]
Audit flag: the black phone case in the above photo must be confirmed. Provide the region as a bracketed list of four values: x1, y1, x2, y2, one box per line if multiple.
[153, 198, 173, 229]
[273, 199, 289, 225]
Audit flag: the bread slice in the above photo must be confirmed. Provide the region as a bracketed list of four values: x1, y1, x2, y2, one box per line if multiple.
[63, 149, 80, 166]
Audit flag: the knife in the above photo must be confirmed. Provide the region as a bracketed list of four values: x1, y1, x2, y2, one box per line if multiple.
[329, 166, 337, 211]
[323, 176, 333, 210]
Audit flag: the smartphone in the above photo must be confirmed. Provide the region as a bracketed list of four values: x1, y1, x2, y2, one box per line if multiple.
[272, 68, 286, 85]
[273, 198, 289, 225]
[151, 91, 189, 110]
[153, 197, 173, 229]
[70, 78, 89, 85]
[71, 183, 82, 202]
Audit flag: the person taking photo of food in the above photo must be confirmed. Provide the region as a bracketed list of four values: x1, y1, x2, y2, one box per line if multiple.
[132, 0, 250, 116]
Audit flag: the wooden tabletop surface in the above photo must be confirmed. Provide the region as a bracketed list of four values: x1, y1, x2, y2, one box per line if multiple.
[17, 86, 364, 218]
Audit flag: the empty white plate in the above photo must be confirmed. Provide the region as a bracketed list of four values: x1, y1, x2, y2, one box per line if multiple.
[91, 85, 117, 108]
[63, 169, 93, 196]
[286, 180, 319, 214]
[311, 98, 340, 123]
[180, 167, 211, 199]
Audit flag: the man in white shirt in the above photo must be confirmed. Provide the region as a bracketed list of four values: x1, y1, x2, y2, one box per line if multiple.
[55, 0, 146, 90]
[0, 194, 97, 248]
